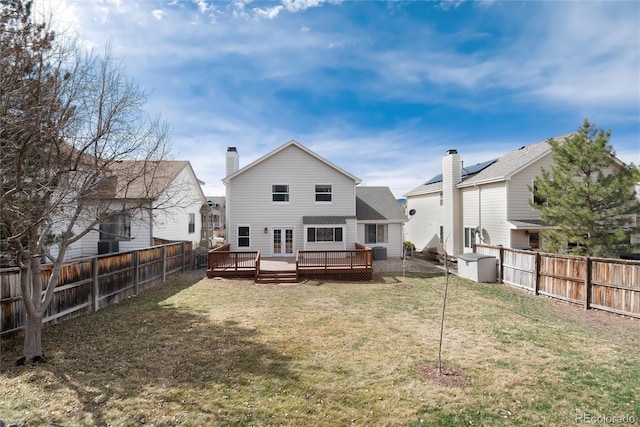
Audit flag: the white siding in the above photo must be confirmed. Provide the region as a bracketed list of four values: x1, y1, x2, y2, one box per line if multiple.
[405, 192, 443, 252]
[510, 230, 531, 249]
[461, 187, 480, 253]
[357, 222, 404, 257]
[477, 182, 508, 246]
[507, 153, 554, 220]
[226, 144, 358, 254]
[79, 208, 152, 257]
[153, 166, 205, 247]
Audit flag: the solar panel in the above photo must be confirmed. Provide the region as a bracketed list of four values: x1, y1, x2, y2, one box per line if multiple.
[423, 158, 497, 185]
[462, 159, 497, 175]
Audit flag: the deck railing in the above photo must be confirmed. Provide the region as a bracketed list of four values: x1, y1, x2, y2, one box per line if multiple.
[296, 248, 372, 270]
[207, 244, 373, 281]
[206, 244, 259, 278]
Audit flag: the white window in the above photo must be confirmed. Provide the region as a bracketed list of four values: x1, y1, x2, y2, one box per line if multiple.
[365, 224, 388, 244]
[464, 227, 476, 249]
[439, 225, 444, 243]
[272, 184, 289, 202]
[315, 184, 332, 202]
[439, 192, 443, 206]
[238, 226, 250, 247]
[99, 214, 131, 241]
[188, 213, 195, 234]
[307, 227, 343, 242]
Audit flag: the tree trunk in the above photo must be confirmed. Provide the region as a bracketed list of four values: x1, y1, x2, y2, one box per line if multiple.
[22, 311, 44, 363]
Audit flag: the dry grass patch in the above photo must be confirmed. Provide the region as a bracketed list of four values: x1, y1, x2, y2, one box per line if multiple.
[1, 270, 638, 426]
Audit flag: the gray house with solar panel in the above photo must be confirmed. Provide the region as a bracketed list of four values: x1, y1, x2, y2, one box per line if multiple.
[404, 135, 573, 257]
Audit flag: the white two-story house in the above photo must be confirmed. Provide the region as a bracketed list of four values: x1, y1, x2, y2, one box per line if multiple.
[404, 136, 565, 257]
[56, 160, 208, 260]
[404, 133, 635, 258]
[223, 140, 406, 258]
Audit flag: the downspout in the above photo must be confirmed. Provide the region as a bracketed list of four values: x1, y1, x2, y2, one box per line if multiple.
[477, 183, 481, 245]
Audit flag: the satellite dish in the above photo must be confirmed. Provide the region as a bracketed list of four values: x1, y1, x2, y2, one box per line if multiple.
[409, 209, 416, 216]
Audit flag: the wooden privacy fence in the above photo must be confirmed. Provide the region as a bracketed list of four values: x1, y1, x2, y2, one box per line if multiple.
[0, 241, 192, 339]
[475, 244, 640, 318]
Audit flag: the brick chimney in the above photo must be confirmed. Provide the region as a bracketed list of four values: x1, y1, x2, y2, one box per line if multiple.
[226, 147, 239, 176]
[442, 149, 463, 256]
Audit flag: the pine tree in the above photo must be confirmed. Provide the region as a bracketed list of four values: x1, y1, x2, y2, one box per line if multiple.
[532, 119, 640, 257]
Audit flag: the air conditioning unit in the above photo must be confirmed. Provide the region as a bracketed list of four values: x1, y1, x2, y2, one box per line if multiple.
[98, 240, 120, 254]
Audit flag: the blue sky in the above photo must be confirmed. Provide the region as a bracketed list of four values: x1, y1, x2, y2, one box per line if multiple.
[38, 0, 640, 198]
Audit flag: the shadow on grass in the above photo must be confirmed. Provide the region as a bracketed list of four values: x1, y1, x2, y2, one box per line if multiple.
[1, 272, 296, 425]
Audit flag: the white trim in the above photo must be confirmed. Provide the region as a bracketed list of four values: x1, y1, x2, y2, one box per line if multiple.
[223, 140, 362, 184]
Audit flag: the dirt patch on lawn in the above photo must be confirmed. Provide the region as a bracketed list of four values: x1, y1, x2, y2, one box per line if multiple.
[541, 297, 640, 353]
[415, 363, 469, 388]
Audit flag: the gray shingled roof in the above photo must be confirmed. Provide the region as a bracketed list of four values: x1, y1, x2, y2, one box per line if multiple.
[356, 186, 406, 222]
[457, 135, 572, 187]
[403, 133, 573, 197]
[303, 216, 355, 224]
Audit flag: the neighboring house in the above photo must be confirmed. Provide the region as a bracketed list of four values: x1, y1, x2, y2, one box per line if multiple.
[57, 160, 208, 259]
[404, 135, 571, 257]
[203, 196, 226, 240]
[223, 140, 407, 257]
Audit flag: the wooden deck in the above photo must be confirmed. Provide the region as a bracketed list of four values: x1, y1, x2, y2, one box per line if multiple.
[207, 245, 373, 283]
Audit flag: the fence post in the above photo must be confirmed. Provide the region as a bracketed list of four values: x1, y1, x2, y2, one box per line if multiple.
[92, 257, 99, 312]
[534, 252, 540, 295]
[584, 257, 592, 310]
[133, 250, 139, 296]
[498, 245, 504, 284]
[162, 245, 167, 283]
[182, 242, 187, 272]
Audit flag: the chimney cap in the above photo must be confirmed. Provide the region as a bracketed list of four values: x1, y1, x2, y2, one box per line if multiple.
[227, 147, 237, 152]
[446, 149, 458, 155]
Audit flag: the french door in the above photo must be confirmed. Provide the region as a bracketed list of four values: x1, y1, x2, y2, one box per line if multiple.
[273, 228, 294, 256]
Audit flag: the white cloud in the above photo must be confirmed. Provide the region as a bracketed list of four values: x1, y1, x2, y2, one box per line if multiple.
[281, 0, 338, 13]
[253, 5, 284, 19]
[435, 0, 466, 11]
[152, 9, 164, 20]
[194, 0, 211, 14]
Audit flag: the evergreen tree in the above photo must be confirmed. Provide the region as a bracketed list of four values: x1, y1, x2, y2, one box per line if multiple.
[532, 119, 640, 257]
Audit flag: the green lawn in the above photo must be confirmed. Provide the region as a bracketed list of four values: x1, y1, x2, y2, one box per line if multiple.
[1, 271, 638, 426]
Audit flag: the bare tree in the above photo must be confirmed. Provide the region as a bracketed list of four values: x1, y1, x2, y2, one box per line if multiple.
[1, 0, 172, 363]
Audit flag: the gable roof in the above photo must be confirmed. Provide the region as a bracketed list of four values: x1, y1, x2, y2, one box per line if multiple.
[356, 186, 406, 222]
[457, 135, 572, 187]
[100, 160, 202, 200]
[404, 133, 574, 197]
[222, 139, 362, 184]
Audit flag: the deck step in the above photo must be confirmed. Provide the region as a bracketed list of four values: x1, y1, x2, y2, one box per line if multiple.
[256, 270, 298, 284]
